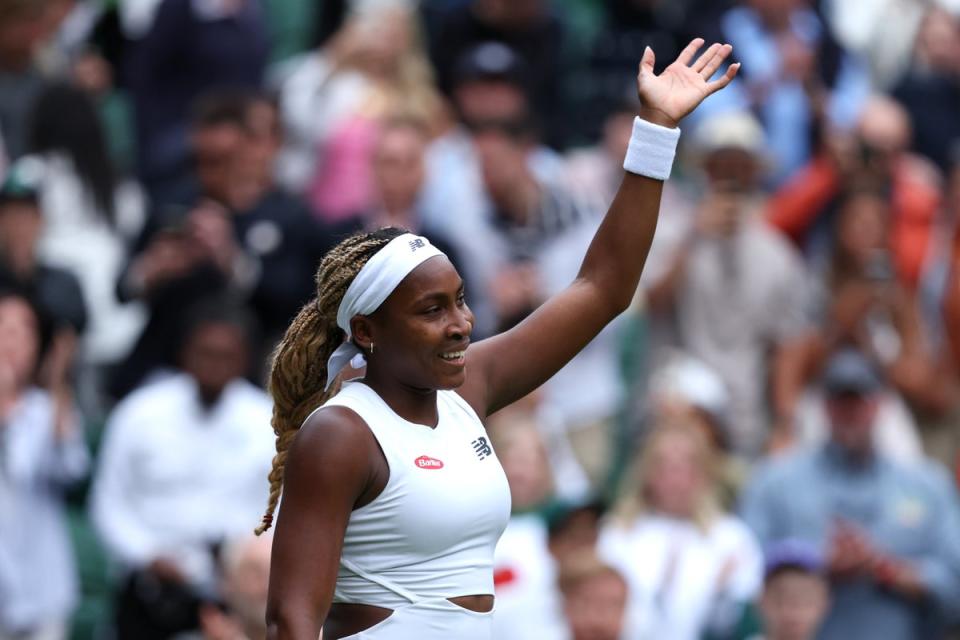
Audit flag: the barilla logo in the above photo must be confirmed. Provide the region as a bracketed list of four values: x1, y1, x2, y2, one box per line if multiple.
[415, 455, 444, 469]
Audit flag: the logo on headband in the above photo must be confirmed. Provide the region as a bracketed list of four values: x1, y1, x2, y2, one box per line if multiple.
[409, 238, 427, 251]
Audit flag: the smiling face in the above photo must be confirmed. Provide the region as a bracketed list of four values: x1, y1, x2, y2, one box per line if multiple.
[356, 256, 475, 391]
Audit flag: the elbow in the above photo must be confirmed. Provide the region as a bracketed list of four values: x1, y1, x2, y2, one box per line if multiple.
[266, 601, 323, 640]
[605, 287, 636, 317]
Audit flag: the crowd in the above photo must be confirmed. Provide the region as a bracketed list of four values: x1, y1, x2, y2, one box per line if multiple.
[1, 0, 959, 638]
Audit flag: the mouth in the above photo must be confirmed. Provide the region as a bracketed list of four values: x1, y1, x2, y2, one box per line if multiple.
[438, 346, 468, 366]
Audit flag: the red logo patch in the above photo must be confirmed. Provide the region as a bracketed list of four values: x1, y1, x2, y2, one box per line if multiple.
[494, 567, 517, 588]
[414, 455, 444, 469]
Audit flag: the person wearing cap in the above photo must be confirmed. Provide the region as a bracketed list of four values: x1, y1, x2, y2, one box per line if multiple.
[426, 0, 571, 149]
[641, 109, 811, 458]
[646, 351, 749, 510]
[258, 40, 739, 640]
[741, 347, 960, 640]
[420, 40, 580, 338]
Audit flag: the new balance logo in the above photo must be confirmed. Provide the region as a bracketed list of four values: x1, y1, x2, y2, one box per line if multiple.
[409, 238, 426, 251]
[472, 437, 492, 461]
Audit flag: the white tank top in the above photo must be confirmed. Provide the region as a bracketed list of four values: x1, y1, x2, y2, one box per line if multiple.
[322, 381, 512, 609]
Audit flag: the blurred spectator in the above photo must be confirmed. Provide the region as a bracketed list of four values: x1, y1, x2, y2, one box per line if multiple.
[426, 0, 571, 149]
[643, 111, 810, 457]
[787, 339, 924, 465]
[126, 0, 268, 203]
[754, 540, 831, 640]
[0, 289, 88, 640]
[70, 45, 138, 176]
[768, 94, 942, 291]
[741, 347, 960, 640]
[192, 532, 272, 640]
[601, 421, 763, 640]
[274, 3, 443, 219]
[217, 93, 340, 348]
[0, 164, 87, 336]
[546, 499, 605, 564]
[0, 0, 51, 163]
[422, 41, 589, 336]
[646, 351, 748, 509]
[778, 185, 941, 455]
[351, 116, 468, 276]
[821, 0, 952, 89]
[90, 299, 274, 639]
[557, 552, 628, 640]
[705, 0, 870, 186]
[114, 91, 331, 395]
[918, 146, 960, 475]
[487, 413, 570, 640]
[24, 83, 147, 371]
[892, 7, 960, 172]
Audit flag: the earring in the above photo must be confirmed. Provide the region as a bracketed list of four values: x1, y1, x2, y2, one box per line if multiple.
[370, 342, 375, 355]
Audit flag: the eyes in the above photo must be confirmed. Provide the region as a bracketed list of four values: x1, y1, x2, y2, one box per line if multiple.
[421, 292, 467, 316]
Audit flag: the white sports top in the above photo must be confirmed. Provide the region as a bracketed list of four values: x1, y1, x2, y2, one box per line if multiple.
[323, 381, 512, 609]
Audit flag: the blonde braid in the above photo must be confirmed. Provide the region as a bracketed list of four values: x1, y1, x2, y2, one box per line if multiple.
[255, 227, 408, 534]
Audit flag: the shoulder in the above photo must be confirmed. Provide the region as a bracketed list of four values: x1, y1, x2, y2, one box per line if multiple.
[224, 379, 272, 412]
[289, 404, 378, 475]
[747, 450, 817, 492]
[109, 374, 191, 422]
[888, 458, 958, 503]
[280, 404, 380, 509]
[713, 514, 762, 547]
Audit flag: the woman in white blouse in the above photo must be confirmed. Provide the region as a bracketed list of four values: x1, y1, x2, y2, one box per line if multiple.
[600, 421, 762, 640]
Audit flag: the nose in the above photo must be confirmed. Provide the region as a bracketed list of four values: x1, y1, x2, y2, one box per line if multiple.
[448, 305, 474, 340]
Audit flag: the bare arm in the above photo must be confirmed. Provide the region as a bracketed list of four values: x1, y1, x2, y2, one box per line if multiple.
[266, 408, 377, 640]
[460, 40, 739, 415]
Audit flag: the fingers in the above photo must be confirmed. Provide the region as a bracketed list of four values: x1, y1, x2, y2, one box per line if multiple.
[676, 37, 705, 66]
[706, 62, 740, 95]
[638, 45, 655, 75]
[699, 44, 733, 79]
[692, 43, 721, 73]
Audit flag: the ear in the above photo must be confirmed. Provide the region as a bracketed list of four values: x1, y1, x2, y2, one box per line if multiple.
[349, 315, 375, 352]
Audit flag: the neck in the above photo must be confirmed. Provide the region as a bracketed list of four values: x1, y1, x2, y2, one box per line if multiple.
[362, 367, 439, 427]
[374, 205, 416, 230]
[826, 440, 875, 468]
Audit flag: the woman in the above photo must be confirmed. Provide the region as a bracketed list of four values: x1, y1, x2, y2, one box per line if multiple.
[0, 289, 88, 640]
[259, 40, 739, 639]
[599, 422, 763, 640]
[25, 83, 146, 370]
[276, 4, 443, 220]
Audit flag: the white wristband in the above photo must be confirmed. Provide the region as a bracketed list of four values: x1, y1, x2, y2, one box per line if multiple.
[622, 116, 681, 180]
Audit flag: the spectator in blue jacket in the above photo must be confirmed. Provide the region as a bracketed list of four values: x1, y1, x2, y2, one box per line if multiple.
[741, 347, 960, 640]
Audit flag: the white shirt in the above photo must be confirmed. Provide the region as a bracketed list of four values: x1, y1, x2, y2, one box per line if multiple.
[599, 514, 763, 640]
[492, 514, 570, 640]
[90, 374, 274, 588]
[31, 152, 147, 364]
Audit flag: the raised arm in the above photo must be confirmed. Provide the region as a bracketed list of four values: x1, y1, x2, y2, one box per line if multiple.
[462, 39, 739, 416]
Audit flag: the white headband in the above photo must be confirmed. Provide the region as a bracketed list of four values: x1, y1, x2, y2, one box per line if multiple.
[325, 233, 445, 390]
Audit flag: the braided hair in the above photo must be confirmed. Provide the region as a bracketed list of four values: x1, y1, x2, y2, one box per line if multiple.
[255, 227, 407, 534]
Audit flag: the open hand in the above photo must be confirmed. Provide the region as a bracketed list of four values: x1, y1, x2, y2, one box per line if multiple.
[636, 39, 739, 128]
